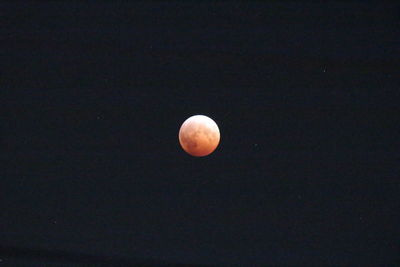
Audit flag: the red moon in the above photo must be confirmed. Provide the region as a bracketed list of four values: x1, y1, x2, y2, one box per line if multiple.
[179, 115, 220, 157]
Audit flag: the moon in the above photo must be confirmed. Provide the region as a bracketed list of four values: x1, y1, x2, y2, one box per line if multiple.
[179, 115, 220, 157]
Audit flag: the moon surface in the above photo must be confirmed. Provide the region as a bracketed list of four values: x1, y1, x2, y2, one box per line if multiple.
[179, 115, 220, 157]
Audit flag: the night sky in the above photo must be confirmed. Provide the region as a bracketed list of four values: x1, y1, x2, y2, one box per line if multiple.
[1, 2, 399, 266]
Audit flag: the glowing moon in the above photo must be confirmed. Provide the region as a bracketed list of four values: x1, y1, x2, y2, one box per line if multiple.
[179, 115, 220, 157]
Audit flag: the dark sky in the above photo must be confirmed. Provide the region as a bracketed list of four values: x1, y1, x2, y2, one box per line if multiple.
[1, 1, 399, 266]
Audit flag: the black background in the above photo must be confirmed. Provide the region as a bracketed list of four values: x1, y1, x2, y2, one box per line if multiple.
[1, 1, 399, 266]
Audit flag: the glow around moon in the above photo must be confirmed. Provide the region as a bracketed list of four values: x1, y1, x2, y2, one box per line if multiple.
[178, 115, 220, 157]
